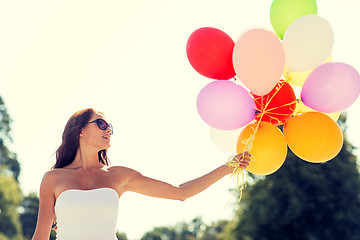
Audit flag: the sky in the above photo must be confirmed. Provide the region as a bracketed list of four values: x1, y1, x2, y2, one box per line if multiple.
[0, 0, 359, 239]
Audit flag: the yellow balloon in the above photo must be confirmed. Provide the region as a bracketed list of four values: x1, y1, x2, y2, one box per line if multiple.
[325, 112, 340, 122]
[287, 67, 312, 87]
[294, 100, 340, 121]
[237, 122, 287, 175]
[284, 54, 332, 87]
[284, 112, 343, 163]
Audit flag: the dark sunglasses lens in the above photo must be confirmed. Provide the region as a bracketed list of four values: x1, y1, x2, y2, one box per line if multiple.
[97, 119, 113, 135]
[97, 119, 107, 130]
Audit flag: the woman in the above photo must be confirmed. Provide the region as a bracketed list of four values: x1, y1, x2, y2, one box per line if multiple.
[32, 108, 250, 240]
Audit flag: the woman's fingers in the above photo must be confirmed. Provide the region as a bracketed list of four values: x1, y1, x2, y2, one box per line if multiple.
[234, 151, 251, 161]
[232, 151, 251, 169]
[244, 151, 252, 159]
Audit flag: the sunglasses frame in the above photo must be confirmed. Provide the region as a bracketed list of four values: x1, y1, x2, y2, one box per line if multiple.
[88, 118, 113, 135]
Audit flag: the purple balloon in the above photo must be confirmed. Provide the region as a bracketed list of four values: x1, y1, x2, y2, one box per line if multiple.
[301, 62, 360, 113]
[196, 81, 256, 130]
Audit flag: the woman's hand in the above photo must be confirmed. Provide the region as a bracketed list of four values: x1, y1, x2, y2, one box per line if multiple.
[227, 151, 251, 172]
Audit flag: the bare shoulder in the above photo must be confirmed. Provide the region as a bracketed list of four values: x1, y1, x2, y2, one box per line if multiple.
[106, 165, 142, 183]
[37, 170, 57, 201]
[41, 168, 66, 183]
[41, 169, 58, 186]
[40, 168, 69, 193]
[107, 165, 139, 174]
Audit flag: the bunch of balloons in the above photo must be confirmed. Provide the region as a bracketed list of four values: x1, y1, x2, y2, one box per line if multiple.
[186, 0, 360, 177]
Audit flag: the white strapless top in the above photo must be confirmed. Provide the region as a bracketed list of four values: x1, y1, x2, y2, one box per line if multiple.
[54, 188, 119, 240]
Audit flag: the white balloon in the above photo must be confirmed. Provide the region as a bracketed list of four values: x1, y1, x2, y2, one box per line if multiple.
[209, 127, 243, 154]
[283, 15, 334, 72]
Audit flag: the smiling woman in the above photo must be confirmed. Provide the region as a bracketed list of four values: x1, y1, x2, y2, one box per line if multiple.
[31, 108, 251, 240]
[53, 108, 112, 168]
[0, 0, 358, 239]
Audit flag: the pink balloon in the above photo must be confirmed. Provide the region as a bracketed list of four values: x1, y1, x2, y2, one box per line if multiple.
[196, 81, 256, 130]
[233, 28, 285, 96]
[301, 62, 360, 113]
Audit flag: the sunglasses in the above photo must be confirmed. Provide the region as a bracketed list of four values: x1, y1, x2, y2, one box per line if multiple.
[88, 118, 113, 135]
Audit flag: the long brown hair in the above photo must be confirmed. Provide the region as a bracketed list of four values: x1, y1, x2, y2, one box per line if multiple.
[52, 108, 110, 169]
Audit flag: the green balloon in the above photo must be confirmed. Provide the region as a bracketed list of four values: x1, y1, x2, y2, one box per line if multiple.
[270, 0, 317, 39]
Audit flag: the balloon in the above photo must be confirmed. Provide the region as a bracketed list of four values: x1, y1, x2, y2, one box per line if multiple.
[294, 100, 340, 121]
[237, 122, 287, 175]
[284, 112, 343, 163]
[233, 28, 285, 96]
[209, 127, 243, 154]
[283, 15, 334, 72]
[285, 55, 332, 87]
[301, 62, 360, 113]
[285, 67, 311, 87]
[196, 81, 256, 130]
[270, 0, 317, 39]
[186, 27, 236, 80]
[252, 80, 296, 126]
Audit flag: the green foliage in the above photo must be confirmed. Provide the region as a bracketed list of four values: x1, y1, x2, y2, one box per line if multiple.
[116, 231, 128, 240]
[0, 147, 20, 182]
[0, 173, 24, 240]
[225, 116, 360, 240]
[0, 97, 12, 142]
[0, 233, 10, 240]
[141, 226, 177, 240]
[20, 193, 39, 239]
[201, 220, 229, 240]
[0, 96, 20, 181]
[0, 96, 24, 239]
[141, 217, 229, 240]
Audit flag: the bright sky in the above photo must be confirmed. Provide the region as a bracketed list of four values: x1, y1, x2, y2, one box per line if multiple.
[0, 1, 359, 239]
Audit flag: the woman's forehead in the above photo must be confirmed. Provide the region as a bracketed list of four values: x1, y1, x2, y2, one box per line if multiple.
[91, 113, 105, 121]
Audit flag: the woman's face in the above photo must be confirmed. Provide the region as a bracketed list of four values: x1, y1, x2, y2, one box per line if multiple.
[81, 113, 112, 150]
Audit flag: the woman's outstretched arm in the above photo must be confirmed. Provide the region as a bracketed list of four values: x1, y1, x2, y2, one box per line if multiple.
[120, 152, 250, 201]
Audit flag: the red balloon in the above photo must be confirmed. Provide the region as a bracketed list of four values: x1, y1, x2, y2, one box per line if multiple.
[186, 27, 236, 80]
[252, 80, 296, 125]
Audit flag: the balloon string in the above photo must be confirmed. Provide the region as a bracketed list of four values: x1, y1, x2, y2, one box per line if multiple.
[253, 79, 297, 124]
[283, 70, 291, 83]
[225, 111, 263, 204]
[224, 156, 247, 208]
[262, 101, 297, 114]
[225, 77, 293, 204]
[258, 100, 298, 124]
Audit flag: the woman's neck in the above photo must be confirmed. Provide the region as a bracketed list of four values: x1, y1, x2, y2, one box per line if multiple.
[71, 146, 103, 170]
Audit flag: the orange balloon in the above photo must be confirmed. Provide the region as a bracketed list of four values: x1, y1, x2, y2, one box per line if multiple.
[237, 122, 287, 175]
[283, 112, 343, 163]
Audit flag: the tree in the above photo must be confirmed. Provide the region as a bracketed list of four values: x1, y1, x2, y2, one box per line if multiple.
[0, 170, 23, 240]
[140, 216, 224, 240]
[0, 96, 24, 239]
[20, 193, 40, 239]
[116, 231, 128, 240]
[224, 114, 360, 240]
[0, 97, 20, 182]
[201, 220, 229, 240]
[141, 226, 177, 240]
